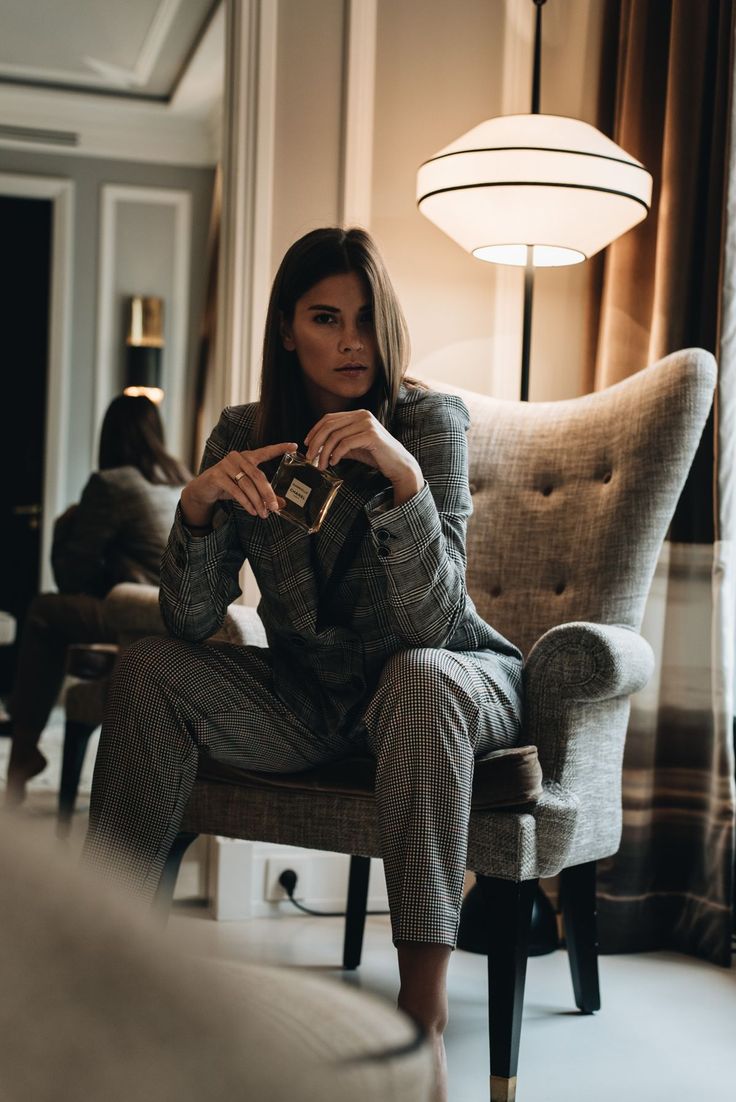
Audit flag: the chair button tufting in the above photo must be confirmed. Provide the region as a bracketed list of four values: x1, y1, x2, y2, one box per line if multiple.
[541, 485, 553, 496]
[469, 483, 478, 495]
[555, 582, 566, 595]
[491, 585, 502, 598]
[602, 471, 612, 484]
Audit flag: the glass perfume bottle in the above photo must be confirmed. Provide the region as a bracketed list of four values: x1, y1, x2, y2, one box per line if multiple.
[271, 451, 343, 534]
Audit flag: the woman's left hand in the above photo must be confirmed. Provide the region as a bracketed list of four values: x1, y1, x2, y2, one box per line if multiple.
[304, 409, 423, 493]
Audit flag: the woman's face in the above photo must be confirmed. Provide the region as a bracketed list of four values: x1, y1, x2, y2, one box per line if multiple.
[281, 271, 378, 416]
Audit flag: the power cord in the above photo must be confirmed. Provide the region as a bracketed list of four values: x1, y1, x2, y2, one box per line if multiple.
[278, 868, 390, 917]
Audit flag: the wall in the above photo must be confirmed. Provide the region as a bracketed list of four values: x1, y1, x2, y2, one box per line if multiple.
[0, 147, 214, 505]
[371, 0, 508, 395]
[270, 0, 346, 270]
[370, 0, 608, 400]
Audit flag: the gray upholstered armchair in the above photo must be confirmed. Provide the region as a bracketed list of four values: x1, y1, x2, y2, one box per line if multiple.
[63, 348, 715, 1102]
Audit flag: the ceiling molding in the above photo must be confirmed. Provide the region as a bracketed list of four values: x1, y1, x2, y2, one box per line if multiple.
[0, 0, 220, 104]
[84, 0, 184, 90]
[0, 79, 216, 166]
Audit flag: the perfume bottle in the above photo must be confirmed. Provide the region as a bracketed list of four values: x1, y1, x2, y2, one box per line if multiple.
[271, 451, 343, 534]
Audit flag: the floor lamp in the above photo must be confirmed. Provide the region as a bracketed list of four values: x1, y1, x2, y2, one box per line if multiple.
[416, 0, 652, 401]
[416, 0, 653, 951]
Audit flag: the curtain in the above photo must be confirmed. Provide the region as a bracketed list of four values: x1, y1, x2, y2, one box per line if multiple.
[191, 164, 222, 474]
[592, 0, 736, 965]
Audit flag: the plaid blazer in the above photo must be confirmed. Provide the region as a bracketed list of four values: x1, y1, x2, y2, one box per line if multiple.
[160, 386, 521, 739]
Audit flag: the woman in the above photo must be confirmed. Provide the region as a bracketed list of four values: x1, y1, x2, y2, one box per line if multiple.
[5, 395, 189, 805]
[83, 228, 523, 1101]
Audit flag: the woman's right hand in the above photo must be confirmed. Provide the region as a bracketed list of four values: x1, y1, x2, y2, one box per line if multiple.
[180, 442, 298, 525]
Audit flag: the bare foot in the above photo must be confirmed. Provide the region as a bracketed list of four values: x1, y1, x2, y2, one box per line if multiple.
[6, 747, 47, 807]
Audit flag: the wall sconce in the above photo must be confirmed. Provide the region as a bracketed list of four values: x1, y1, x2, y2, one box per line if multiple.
[124, 295, 164, 404]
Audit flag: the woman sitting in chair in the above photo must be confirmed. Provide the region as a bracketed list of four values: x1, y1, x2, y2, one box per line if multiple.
[5, 395, 189, 805]
[83, 228, 523, 1102]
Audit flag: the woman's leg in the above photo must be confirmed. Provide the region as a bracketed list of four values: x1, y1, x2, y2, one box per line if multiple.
[6, 593, 113, 803]
[360, 647, 522, 1102]
[82, 635, 338, 902]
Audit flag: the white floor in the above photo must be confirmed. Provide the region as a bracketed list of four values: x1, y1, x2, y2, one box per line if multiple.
[3, 713, 736, 1102]
[166, 903, 736, 1102]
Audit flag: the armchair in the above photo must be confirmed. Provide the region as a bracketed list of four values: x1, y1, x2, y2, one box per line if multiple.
[67, 349, 716, 1101]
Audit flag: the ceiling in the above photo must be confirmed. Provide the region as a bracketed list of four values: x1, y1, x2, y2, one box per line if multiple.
[0, 0, 221, 102]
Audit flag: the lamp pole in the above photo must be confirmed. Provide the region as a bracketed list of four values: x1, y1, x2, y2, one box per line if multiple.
[520, 0, 546, 403]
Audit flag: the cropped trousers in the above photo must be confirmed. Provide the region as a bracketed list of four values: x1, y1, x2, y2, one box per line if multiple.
[83, 635, 522, 947]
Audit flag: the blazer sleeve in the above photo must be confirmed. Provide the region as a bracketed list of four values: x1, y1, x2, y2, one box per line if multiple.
[158, 408, 247, 642]
[363, 392, 473, 648]
[51, 474, 119, 597]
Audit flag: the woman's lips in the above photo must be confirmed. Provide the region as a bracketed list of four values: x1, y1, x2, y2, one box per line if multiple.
[335, 364, 368, 376]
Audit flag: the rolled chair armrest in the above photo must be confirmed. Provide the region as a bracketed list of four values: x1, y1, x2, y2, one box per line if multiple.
[104, 583, 164, 643]
[524, 621, 655, 703]
[523, 622, 655, 804]
[211, 604, 268, 648]
[104, 583, 267, 649]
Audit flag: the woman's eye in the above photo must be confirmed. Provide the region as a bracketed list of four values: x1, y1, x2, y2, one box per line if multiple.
[313, 313, 336, 325]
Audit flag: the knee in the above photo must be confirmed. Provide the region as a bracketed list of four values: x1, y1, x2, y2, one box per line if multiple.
[379, 648, 474, 711]
[109, 635, 179, 697]
[368, 648, 476, 757]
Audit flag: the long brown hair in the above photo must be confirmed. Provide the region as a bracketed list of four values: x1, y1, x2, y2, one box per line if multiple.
[98, 395, 190, 486]
[255, 227, 413, 445]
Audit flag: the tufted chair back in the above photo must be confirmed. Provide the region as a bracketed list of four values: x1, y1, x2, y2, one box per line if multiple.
[449, 348, 716, 659]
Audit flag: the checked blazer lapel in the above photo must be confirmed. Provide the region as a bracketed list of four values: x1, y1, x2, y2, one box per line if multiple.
[264, 513, 318, 633]
[263, 460, 384, 634]
[313, 461, 385, 593]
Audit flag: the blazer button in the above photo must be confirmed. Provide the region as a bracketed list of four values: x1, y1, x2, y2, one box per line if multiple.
[377, 546, 390, 558]
[376, 527, 391, 542]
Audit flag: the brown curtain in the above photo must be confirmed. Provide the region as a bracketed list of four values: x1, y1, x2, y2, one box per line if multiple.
[191, 164, 222, 473]
[591, 0, 736, 965]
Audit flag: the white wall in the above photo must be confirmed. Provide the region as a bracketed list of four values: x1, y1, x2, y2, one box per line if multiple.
[370, 0, 608, 400]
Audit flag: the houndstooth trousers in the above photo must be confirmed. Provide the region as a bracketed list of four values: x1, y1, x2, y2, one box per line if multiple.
[83, 635, 522, 947]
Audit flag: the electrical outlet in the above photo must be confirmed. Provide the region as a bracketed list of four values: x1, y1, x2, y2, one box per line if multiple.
[264, 857, 313, 902]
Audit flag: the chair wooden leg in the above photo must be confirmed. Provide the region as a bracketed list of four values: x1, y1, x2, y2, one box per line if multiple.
[560, 860, 601, 1013]
[342, 855, 370, 970]
[153, 832, 199, 917]
[57, 719, 98, 836]
[476, 875, 537, 1102]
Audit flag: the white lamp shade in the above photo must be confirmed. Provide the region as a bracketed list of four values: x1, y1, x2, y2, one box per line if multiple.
[417, 114, 653, 266]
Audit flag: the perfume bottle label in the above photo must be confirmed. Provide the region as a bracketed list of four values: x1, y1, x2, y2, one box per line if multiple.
[285, 477, 312, 508]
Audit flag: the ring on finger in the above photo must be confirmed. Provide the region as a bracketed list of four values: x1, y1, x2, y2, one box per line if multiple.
[233, 471, 245, 483]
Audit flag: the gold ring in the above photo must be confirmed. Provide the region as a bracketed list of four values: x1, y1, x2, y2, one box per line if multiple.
[233, 471, 245, 483]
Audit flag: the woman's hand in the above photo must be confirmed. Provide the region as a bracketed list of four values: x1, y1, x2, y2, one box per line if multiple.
[180, 441, 298, 526]
[304, 410, 423, 504]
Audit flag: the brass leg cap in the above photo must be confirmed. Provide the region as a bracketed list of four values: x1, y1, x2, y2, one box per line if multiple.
[491, 1074, 517, 1102]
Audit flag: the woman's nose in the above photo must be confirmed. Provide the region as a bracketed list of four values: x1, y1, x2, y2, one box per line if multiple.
[340, 326, 363, 352]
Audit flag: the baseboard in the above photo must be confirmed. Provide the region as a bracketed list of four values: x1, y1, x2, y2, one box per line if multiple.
[206, 838, 389, 922]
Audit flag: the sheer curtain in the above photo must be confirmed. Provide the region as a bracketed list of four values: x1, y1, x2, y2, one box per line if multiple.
[591, 0, 735, 965]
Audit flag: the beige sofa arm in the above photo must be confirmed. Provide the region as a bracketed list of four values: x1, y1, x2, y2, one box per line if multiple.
[104, 583, 267, 649]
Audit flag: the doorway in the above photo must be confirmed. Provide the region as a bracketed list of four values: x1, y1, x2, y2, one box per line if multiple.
[0, 196, 52, 694]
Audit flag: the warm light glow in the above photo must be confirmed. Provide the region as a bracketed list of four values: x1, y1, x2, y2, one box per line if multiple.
[417, 114, 653, 267]
[123, 385, 164, 404]
[127, 296, 164, 347]
[473, 244, 585, 266]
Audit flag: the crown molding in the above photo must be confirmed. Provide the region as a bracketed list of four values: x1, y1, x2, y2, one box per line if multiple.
[0, 83, 216, 165]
